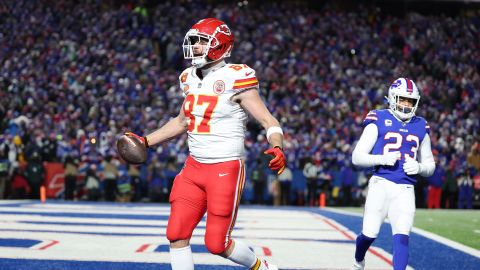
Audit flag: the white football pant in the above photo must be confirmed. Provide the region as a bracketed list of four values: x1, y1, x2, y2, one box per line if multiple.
[362, 176, 415, 238]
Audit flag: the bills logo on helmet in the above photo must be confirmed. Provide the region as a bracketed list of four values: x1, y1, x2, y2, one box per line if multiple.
[405, 78, 413, 94]
[213, 80, 225, 94]
[390, 79, 402, 89]
[218, 24, 231, 36]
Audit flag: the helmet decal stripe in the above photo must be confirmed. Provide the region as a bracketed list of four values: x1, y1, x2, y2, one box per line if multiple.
[405, 78, 413, 93]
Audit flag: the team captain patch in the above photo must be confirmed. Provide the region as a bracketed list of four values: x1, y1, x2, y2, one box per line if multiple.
[213, 80, 225, 94]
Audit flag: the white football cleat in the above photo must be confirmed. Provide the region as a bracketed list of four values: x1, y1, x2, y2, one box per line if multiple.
[351, 259, 365, 270]
[258, 259, 278, 270]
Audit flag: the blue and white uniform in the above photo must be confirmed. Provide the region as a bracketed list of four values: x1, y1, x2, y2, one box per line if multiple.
[351, 77, 435, 270]
[352, 108, 435, 237]
[363, 109, 431, 184]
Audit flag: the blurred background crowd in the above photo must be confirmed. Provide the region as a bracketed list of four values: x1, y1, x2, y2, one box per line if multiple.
[0, 0, 479, 208]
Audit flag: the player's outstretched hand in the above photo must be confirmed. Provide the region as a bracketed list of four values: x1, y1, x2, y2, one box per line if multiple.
[382, 151, 401, 166]
[403, 157, 420, 175]
[264, 146, 286, 175]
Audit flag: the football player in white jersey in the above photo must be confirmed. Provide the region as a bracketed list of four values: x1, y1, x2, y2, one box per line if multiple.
[350, 78, 435, 270]
[126, 18, 284, 270]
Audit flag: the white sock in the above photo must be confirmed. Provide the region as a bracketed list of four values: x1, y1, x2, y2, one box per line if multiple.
[226, 240, 257, 268]
[170, 245, 194, 270]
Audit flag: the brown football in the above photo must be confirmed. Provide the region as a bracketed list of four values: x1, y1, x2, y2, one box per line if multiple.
[116, 134, 147, 164]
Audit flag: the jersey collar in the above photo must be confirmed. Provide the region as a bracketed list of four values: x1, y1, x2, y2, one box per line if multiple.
[193, 60, 226, 78]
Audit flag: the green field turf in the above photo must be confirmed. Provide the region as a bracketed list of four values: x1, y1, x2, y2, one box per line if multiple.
[336, 207, 480, 250]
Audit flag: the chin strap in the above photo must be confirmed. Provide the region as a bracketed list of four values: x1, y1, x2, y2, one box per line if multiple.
[192, 57, 208, 68]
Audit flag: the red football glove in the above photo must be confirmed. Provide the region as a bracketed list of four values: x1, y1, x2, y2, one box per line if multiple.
[264, 146, 286, 175]
[124, 132, 149, 148]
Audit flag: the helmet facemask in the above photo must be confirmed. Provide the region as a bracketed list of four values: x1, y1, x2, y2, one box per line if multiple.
[183, 31, 218, 68]
[388, 94, 420, 120]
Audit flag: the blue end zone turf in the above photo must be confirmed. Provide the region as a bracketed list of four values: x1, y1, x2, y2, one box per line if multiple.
[0, 238, 41, 248]
[312, 208, 480, 270]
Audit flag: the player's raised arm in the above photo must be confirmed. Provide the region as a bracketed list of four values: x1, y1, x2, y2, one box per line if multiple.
[352, 123, 400, 167]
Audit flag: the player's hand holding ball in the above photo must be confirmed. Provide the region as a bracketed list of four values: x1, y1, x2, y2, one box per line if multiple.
[403, 156, 421, 175]
[264, 146, 286, 175]
[116, 132, 148, 164]
[381, 151, 401, 166]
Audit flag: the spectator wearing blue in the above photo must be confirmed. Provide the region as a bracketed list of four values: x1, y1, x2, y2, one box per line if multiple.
[457, 167, 474, 209]
[340, 161, 357, 206]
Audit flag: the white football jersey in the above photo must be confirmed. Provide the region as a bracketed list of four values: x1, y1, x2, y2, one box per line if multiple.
[178, 63, 259, 163]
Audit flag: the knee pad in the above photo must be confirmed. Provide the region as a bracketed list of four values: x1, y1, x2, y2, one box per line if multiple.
[204, 232, 228, 255]
[391, 216, 413, 235]
[167, 221, 193, 242]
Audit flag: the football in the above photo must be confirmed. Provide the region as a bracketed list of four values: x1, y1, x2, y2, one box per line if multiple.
[116, 134, 147, 164]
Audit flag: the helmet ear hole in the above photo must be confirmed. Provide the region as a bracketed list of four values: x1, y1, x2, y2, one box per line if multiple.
[210, 38, 218, 47]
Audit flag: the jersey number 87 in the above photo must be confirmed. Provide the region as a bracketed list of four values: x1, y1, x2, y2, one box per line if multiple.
[183, 94, 219, 133]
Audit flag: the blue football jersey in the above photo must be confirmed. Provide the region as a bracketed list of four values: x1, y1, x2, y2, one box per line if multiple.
[363, 109, 430, 184]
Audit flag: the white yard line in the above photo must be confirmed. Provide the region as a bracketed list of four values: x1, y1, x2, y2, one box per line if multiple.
[410, 227, 480, 258]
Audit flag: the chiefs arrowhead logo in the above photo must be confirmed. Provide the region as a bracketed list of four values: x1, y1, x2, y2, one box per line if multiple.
[213, 80, 225, 95]
[217, 24, 231, 36]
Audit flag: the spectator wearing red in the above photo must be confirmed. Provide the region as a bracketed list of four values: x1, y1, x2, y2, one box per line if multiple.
[427, 150, 444, 209]
[10, 167, 31, 199]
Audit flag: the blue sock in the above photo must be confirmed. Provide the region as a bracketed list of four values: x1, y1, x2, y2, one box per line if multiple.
[355, 233, 375, 262]
[393, 234, 409, 270]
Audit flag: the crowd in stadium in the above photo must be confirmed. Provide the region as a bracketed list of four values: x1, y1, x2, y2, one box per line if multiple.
[0, 0, 479, 208]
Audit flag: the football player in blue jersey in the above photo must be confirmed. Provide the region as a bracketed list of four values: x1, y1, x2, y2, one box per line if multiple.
[350, 78, 436, 270]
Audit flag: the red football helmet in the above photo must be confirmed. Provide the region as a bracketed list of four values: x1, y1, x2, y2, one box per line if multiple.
[183, 18, 234, 67]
